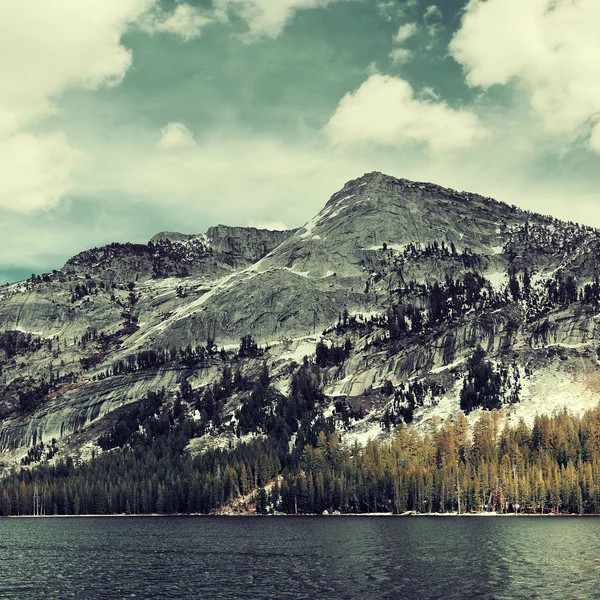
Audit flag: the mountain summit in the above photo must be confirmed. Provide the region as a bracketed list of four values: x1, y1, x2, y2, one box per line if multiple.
[1, 172, 600, 464]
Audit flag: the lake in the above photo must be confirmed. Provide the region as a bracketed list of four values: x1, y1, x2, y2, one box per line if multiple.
[0, 516, 598, 599]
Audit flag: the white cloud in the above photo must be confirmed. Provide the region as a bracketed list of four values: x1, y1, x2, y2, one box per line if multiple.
[377, 0, 418, 21]
[142, 3, 211, 40]
[589, 123, 600, 154]
[158, 122, 197, 150]
[366, 61, 381, 76]
[0, 0, 159, 134]
[0, 0, 211, 214]
[85, 135, 383, 229]
[394, 22, 417, 44]
[0, 0, 164, 213]
[424, 5, 442, 21]
[376, 1, 396, 21]
[249, 220, 291, 231]
[213, 0, 348, 40]
[423, 4, 442, 37]
[0, 132, 85, 213]
[450, 0, 600, 151]
[421, 86, 441, 101]
[324, 74, 487, 152]
[389, 48, 412, 64]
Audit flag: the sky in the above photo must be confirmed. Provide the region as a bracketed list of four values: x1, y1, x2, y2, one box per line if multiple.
[2, 0, 600, 283]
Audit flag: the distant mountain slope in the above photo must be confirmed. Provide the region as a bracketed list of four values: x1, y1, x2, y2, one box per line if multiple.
[63, 225, 294, 284]
[1, 172, 600, 468]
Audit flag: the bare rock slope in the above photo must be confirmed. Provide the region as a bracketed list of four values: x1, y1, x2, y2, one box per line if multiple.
[2, 171, 600, 461]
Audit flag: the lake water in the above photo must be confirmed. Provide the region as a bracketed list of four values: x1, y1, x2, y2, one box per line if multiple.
[0, 516, 599, 599]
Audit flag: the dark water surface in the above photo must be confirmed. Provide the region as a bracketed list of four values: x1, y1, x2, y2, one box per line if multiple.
[1, 516, 599, 599]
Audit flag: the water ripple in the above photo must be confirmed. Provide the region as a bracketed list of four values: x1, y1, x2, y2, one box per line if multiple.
[0, 516, 599, 599]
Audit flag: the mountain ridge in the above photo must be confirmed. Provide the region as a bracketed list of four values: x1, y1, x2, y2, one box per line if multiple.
[1, 172, 600, 471]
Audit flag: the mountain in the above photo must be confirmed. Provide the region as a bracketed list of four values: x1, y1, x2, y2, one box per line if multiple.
[1, 171, 600, 469]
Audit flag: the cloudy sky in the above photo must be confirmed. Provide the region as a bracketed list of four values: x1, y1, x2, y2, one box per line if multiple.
[2, 0, 600, 283]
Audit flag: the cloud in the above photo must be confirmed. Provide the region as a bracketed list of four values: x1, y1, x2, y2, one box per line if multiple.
[390, 22, 417, 63]
[424, 5, 442, 22]
[450, 0, 600, 152]
[0, 132, 85, 213]
[377, 0, 418, 21]
[589, 124, 600, 154]
[0, 0, 159, 134]
[0, 0, 209, 130]
[376, 1, 396, 21]
[423, 4, 442, 37]
[0, 0, 212, 214]
[324, 74, 487, 152]
[158, 122, 197, 150]
[83, 135, 384, 231]
[0, 0, 163, 213]
[389, 48, 412, 64]
[213, 0, 349, 40]
[249, 220, 291, 231]
[394, 22, 417, 44]
[421, 86, 440, 101]
[141, 3, 212, 40]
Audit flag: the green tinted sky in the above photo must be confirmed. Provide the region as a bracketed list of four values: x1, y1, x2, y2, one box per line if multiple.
[2, 0, 600, 283]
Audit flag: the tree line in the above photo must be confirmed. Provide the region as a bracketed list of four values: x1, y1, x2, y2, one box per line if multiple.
[6, 402, 600, 516]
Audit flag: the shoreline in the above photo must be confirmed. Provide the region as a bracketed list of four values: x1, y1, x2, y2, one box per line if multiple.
[5, 512, 600, 519]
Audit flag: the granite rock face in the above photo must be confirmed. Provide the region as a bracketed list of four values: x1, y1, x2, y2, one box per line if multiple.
[62, 225, 295, 285]
[2, 171, 600, 456]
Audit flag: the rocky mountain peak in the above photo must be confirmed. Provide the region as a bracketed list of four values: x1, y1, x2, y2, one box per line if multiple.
[260, 173, 526, 283]
[205, 225, 294, 260]
[149, 231, 195, 244]
[3, 170, 600, 465]
[324, 171, 397, 208]
[59, 224, 295, 285]
[326, 171, 524, 219]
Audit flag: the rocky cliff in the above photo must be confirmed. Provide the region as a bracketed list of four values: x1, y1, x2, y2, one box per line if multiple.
[1, 171, 600, 465]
